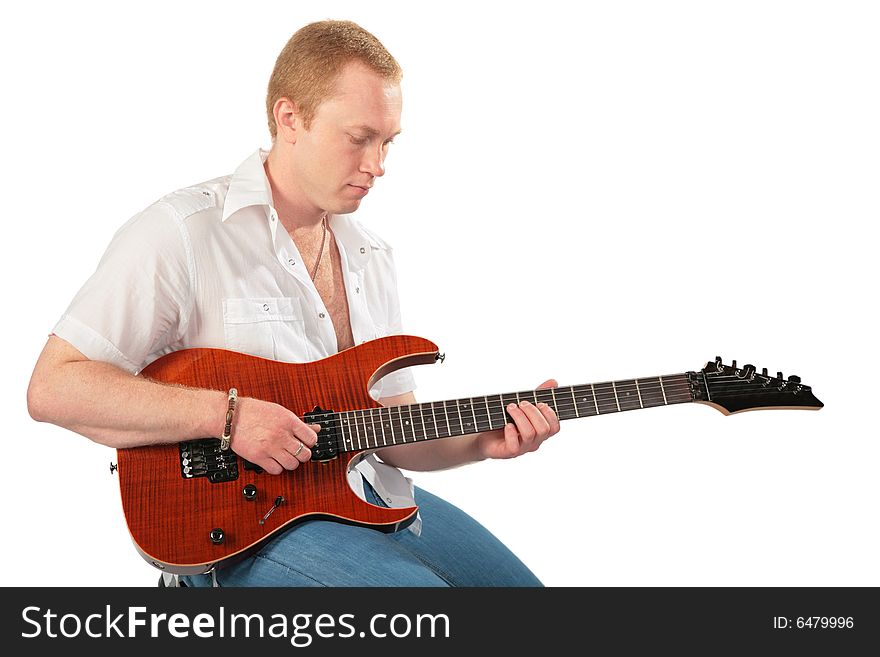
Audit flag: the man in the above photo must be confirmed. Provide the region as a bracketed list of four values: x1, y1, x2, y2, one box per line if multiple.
[27, 20, 560, 586]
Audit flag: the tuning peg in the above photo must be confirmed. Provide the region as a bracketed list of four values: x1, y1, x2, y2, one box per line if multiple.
[788, 375, 801, 383]
[777, 371, 784, 380]
[762, 367, 768, 376]
[731, 360, 737, 369]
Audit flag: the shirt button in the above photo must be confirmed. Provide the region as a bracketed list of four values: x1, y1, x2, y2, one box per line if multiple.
[319, 312, 326, 319]
[356, 286, 360, 294]
[288, 258, 296, 266]
[360, 247, 366, 254]
[262, 304, 270, 311]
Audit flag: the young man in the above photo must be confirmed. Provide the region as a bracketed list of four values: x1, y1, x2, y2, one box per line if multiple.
[27, 20, 560, 586]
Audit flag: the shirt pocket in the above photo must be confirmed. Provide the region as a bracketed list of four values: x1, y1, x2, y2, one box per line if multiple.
[222, 297, 311, 361]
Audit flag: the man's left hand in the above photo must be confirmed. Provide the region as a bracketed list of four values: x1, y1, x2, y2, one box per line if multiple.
[475, 379, 561, 460]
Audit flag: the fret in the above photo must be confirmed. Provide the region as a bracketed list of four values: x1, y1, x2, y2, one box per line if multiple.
[374, 407, 385, 446]
[570, 386, 580, 417]
[469, 397, 479, 434]
[346, 410, 356, 449]
[635, 379, 643, 408]
[499, 393, 512, 427]
[611, 381, 621, 412]
[418, 402, 428, 441]
[615, 380, 642, 412]
[637, 377, 666, 408]
[408, 404, 416, 441]
[484, 394, 500, 430]
[484, 395, 493, 430]
[377, 408, 387, 448]
[397, 406, 408, 443]
[353, 410, 363, 450]
[382, 407, 393, 445]
[659, 376, 668, 405]
[594, 383, 618, 414]
[374, 407, 386, 446]
[534, 388, 553, 412]
[341, 411, 353, 451]
[368, 409, 378, 448]
[442, 400, 452, 437]
[455, 399, 469, 434]
[590, 384, 600, 414]
[428, 402, 439, 438]
[551, 387, 559, 415]
[366, 408, 376, 448]
[386, 406, 396, 445]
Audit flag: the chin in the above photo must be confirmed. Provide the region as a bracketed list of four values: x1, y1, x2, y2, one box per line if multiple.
[336, 199, 363, 215]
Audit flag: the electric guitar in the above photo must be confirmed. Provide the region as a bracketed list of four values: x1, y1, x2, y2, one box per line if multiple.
[117, 335, 823, 574]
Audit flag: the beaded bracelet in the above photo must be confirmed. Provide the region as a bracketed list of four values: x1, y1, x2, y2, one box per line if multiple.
[219, 388, 238, 451]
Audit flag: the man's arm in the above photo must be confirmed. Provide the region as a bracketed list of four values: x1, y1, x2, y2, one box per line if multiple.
[27, 335, 321, 475]
[374, 387, 561, 471]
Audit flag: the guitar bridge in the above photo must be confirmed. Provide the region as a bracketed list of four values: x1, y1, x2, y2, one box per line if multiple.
[179, 439, 239, 483]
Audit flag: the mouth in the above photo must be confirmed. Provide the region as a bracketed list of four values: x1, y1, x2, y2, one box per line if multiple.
[348, 184, 370, 196]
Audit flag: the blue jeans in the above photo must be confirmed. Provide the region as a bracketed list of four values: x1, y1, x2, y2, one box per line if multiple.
[181, 482, 543, 587]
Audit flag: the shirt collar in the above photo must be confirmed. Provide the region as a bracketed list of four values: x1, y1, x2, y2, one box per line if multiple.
[221, 148, 384, 269]
[221, 148, 274, 223]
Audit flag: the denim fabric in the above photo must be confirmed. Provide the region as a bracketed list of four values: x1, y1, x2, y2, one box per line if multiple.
[181, 483, 542, 587]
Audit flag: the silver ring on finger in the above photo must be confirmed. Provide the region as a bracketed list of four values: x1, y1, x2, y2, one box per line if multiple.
[293, 440, 304, 457]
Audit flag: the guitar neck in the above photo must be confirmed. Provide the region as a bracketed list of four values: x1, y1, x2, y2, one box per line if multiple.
[327, 372, 697, 454]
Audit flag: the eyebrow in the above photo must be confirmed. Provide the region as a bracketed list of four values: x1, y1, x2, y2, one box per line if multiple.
[349, 125, 402, 138]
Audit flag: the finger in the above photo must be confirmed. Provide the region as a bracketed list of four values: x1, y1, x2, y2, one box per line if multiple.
[288, 439, 312, 463]
[274, 448, 300, 471]
[518, 400, 550, 445]
[292, 417, 321, 447]
[503, 419, 521, 456]
[536, 378, 559, 390]
[507, 403, 537, 443]
[535, 402, 561, 434]
[262, 458, 284, 476]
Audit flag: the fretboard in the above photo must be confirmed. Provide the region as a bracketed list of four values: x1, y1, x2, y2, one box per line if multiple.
[329, 373, 695, 454]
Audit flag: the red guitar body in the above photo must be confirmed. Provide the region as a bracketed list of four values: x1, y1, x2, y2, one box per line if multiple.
[117, 335, 441, 575]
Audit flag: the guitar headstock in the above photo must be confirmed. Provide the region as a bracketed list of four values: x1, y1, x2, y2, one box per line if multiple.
[688, 356, 824, 414]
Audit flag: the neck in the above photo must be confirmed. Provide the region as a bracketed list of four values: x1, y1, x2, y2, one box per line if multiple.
[264, 148, 326, 232]
[309, 373, 699, 458]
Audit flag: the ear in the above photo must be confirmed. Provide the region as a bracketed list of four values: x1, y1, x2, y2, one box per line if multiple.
[273, 97, 303, 144]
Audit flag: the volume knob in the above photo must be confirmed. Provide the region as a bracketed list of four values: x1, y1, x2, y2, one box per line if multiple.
[243, 484, 257, 501]
[210, 528, 225, 545]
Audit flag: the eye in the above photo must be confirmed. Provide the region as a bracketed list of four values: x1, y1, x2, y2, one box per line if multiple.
[348, 134, 368, 146]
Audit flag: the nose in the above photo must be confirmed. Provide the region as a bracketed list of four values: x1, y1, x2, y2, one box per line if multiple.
[360, 144, 386, 178]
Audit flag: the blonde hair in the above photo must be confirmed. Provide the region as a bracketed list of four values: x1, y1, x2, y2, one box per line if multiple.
[265, 20, 402, 141]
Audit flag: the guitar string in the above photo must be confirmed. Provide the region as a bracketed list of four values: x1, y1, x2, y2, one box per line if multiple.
[310, 374, 801, 445]
[322, 388, 697, 451]
[316, 377, 810, 451]
[318, 376, 793, 433]
[320, 381, 697, 448]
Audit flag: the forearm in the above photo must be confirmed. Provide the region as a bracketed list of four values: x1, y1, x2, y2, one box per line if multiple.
[373, 432, 490, 472]
[28, 359, 227, 449]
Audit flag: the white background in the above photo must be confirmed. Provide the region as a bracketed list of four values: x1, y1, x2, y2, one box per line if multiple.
[2, 1, 877, 587]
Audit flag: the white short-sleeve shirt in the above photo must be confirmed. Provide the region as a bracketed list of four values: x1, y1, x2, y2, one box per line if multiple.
[53, 147, 422, 534]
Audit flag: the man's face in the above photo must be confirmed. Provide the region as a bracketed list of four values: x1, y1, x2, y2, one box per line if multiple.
[289, 61, 402, 215]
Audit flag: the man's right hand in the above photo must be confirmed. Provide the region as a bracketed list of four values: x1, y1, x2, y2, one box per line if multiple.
[230, 397, 322, 475]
